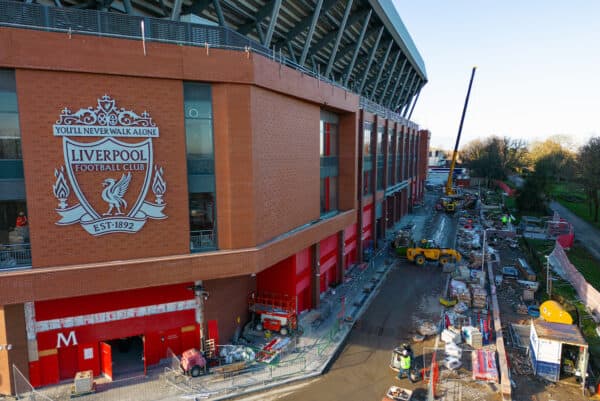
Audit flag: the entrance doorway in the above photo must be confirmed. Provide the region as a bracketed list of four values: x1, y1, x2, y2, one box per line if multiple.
[106, 336, 144, 379]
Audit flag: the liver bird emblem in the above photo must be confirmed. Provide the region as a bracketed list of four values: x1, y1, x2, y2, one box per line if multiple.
[101, 172, 132, 216]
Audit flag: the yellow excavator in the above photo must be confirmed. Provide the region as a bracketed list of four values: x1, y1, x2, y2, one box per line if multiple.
[442, 66, 477, 213]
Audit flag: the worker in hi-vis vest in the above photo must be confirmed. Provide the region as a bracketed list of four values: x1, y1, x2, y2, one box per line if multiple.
[397, 349, 412, 379]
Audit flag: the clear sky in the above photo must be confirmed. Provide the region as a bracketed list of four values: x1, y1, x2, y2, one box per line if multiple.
[393, 1, 600, 150]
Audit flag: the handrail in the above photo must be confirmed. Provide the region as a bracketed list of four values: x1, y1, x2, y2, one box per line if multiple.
[0, 242, 32, 269]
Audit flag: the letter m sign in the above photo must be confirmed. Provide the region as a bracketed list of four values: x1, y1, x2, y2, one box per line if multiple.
[57, 331, 78, 348]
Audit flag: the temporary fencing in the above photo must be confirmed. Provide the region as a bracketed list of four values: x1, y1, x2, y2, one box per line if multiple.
[12, 364, 55, 401]
[551, 211, 575, 249]
[549, 241, 600, 319]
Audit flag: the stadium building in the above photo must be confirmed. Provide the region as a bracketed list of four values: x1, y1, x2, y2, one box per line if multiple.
[0, 0, 428, 393]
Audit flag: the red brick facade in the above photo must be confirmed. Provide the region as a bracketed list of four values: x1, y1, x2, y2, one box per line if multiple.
[0, 26, 428, 395]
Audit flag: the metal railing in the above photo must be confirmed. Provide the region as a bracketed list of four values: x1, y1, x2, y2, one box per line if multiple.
[0, 0, 414, 123]
[190, 229, 216, 251]
[358, 96, 419, 127]
[0, 242, 31, 269]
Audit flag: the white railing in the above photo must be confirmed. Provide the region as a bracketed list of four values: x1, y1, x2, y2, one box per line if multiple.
[190, 230, 216, 251]
[0, 243, 32, 269]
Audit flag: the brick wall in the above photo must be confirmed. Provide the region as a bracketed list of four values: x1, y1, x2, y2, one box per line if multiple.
[16, 69, 190, 267]
[251, 86, 320, 244]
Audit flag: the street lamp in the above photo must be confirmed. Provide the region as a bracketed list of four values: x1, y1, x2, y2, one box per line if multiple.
[545, 255, 552, 297]
[481, 228, 488, 271]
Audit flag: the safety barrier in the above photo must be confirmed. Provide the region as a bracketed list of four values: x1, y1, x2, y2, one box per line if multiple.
[12, 364, 55, 401]
[549, 241, 600, 319]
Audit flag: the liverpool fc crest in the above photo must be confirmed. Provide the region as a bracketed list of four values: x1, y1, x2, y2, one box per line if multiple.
[52, 95, 167, 236]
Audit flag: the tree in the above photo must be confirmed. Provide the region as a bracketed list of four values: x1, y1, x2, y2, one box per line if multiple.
[578, 137, 600, 222]
[460, 136, 529, 185]
[516, 170, 547, 212]
[529, 139, 577, 182]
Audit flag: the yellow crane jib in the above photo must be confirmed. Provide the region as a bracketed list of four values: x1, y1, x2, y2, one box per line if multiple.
[445, 66, 477, 197]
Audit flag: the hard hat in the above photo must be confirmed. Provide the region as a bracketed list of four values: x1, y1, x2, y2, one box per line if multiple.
[402, 349, 408, 356]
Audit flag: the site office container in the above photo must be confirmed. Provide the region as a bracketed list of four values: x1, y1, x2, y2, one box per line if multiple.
[528, 317, 589, 386]
[529, 322, 561, 382]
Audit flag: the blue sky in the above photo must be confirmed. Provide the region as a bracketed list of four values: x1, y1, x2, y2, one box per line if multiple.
[393, 1, 600, 150]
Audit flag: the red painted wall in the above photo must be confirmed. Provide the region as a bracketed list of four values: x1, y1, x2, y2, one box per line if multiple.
[319, 234, 338, 291]
[256, 256, 296, 298]
[295, 248, 311, 312]
[362, 203, 373, 242]
[344, 224, 357, 268]
[257, 248, 314, 313]
[35, 283, 194, 320]
[36, 310, 196, 350]
[39, 354, 59, 386]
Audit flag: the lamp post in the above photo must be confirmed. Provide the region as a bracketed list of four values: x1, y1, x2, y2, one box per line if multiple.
[481, 228, 488, 271]
[545, 255, 552, 297]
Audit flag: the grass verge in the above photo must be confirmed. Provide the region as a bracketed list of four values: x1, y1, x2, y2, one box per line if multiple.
[551, 183, 600, 230]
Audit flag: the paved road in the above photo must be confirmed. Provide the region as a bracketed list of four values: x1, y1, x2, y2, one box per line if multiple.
[252, 262, 446, 401]
[550, 201, 600, 261]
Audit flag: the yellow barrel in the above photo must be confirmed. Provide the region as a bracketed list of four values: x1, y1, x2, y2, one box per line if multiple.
[540, 300, 573, 324]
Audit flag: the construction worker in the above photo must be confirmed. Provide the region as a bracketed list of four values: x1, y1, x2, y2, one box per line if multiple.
[501, 215, 508, 225]
[15, 211, 27, 228]
[15, 211, 29, 241]
[397, 349, 412, 380]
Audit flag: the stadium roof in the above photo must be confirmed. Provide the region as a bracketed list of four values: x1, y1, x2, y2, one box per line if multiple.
[16, 0, 427, 114]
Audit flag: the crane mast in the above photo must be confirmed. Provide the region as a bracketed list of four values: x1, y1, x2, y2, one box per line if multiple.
[445, 66, 477, 196]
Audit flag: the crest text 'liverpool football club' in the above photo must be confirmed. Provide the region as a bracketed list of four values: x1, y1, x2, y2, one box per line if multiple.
[52, 95, 167, 236]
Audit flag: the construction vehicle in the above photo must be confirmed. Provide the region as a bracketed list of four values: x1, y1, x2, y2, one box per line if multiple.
[248, 292, 298, 336]
[406, 240, 462, 266]
[442, 66, 477, 212]
[180, 348, 209, 377]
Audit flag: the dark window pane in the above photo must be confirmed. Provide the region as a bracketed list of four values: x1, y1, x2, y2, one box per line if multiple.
[0, 70, 21, 160]
[329, 176, 337, 211]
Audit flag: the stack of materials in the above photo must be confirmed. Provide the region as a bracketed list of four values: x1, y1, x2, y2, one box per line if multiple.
[471, 287, 488, 309]
[462, 326, 483, 349]
[472, 349, 498, 382]
[444, 342, 463, 371]
[441, 327, 462, 344]
[523, 288, 535, 301]
[450, 280, 472, 307]
[457, 290, 472, 307]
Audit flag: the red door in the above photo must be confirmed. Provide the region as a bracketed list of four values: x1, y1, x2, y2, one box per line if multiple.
[100, 342, 112, 381]
[207, 320, 219, 346]
[58, 346, 78, 380]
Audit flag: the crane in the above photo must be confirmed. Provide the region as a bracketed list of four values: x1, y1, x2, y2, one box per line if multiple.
[445, 66, 477, 197]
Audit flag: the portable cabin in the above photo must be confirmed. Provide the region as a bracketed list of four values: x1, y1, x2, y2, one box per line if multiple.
[529, 320, 588, 390]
